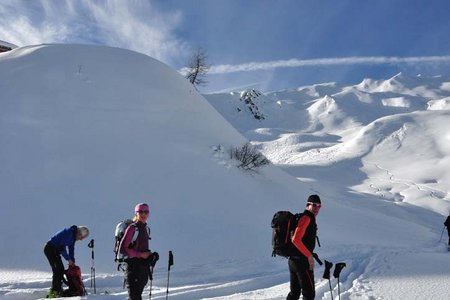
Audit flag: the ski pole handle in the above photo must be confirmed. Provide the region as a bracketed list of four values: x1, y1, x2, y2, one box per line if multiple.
[88, 239, 95, 259]
[322, 260, 333, 279]
[168, 251, 174, 271]
[333, 262, 346, 278]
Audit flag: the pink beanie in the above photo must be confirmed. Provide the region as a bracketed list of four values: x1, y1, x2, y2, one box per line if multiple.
[135, 203, 149, 213]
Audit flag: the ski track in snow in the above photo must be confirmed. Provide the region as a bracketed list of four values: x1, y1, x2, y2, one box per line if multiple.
[365, 162, 448, 202]
[2, 243, 448, 300]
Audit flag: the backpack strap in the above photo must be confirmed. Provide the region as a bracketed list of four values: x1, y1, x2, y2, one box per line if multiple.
[128, 223, 151, 247]
[128, 223, 140, 248]
[146, 225, 151, 240]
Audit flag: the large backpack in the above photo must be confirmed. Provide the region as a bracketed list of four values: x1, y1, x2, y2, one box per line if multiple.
[63, 265, 87, 296]
[114, 219, 151, 264]
[271, 211, 303, 257]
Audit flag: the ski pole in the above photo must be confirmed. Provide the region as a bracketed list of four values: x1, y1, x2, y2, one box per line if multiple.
[333, 262, 346, 300]
[438, 226, 445, 243]
[88, 239, 96, 294]
[149, 252, 159, 300]
[322, 260, 334, 300]
[149, 265, 154, 300]
[166, 251, 174, 300]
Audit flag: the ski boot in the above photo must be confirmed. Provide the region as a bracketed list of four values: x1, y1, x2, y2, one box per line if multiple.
[46, 288, 63, 298]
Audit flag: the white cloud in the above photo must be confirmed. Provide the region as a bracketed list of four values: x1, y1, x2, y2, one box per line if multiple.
[83, 0, 187, 63]
[0, 12, 69, 47]
[0, 0, 188, 63]
[208, 56, 450, 74]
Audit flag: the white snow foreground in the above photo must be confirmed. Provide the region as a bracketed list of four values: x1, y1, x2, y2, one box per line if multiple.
[1, 45, 449, 299]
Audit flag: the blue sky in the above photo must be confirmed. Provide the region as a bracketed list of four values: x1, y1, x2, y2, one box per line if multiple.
[1, 0, 450, 93]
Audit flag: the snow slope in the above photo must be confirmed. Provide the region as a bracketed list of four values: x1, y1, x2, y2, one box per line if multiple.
[203, 75, 450, 299]
[0, 44, 309, 278]
[1, 45, 449, 299]
[205, 74, 450, 216]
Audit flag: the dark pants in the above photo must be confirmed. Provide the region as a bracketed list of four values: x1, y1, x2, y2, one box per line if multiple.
[126, 258, 150, 300]
[44, 242, 65, 293]
[286, 257, 315, 300]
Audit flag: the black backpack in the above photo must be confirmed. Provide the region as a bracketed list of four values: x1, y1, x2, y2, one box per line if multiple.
[271, 211, 302, 257]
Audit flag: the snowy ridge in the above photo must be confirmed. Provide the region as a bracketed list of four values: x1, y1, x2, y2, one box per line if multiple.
[1, 45, 450, 299]
[205, 73, 450, 215]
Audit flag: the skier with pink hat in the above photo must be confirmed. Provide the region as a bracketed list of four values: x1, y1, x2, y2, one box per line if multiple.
[118, 203, 156, 300]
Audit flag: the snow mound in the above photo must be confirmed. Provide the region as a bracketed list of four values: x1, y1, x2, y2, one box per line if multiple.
[0, 44, 309, 272]
[427, 97, 450, 110]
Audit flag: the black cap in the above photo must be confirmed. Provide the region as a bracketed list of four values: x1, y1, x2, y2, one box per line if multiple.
[307, 194, 321, 204]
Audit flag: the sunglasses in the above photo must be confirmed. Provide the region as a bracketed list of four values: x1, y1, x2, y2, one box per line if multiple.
[307, 202, 322, 208]
[137, 210, 149, 214]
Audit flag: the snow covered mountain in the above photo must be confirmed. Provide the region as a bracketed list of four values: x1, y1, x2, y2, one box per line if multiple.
[1, 45, 449, 299]
[204, 74, 450, 215]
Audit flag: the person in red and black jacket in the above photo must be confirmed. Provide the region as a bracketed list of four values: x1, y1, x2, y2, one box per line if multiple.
[287, 195, 322, 300]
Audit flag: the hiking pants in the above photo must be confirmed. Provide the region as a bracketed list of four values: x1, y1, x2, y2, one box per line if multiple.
[44, 242, 65, 293]
[125, 258, 150, 300]
[287, 257, 315, 300]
